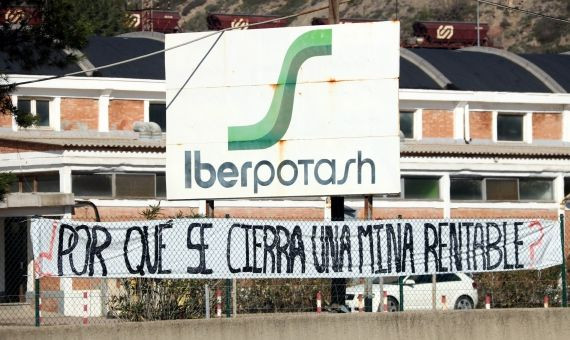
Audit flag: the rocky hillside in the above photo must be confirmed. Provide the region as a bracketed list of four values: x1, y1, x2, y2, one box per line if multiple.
[136, 0, 570, 53]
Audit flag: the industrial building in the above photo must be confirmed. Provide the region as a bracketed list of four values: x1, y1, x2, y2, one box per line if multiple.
[0, 26, 569, 314]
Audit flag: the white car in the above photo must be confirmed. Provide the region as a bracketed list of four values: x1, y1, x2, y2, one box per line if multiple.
[345, 273, 478, 312]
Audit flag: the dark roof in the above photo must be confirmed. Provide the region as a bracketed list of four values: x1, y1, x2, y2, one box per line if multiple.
[0, 50, 82, 76]
[399, 57, 441, 90]
[3, 33, 570, 93]
[82, 36, 164, 80]
[410, 49, 551, 92]
[520, 54, 570, 92]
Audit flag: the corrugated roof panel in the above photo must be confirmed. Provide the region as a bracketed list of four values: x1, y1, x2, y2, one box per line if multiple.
[520, 54, 570, 92]
[399, 57, 442, 90]
[412, 49, 551, 93]
[0, 130, 164, 149]
[0, 51, 82, 76]
[83, 36, 165, 80]
[401, 142, 570, 157]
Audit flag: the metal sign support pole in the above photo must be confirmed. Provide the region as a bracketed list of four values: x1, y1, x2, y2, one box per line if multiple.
[364, 195, 373, 312]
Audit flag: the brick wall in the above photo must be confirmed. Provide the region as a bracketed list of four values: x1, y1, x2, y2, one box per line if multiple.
[422, 110, 453, 138]
[0, 140, 59, 153]
[533, 112, 562, 140]
[0, 112, 12, 128]
[38, 278, 61, 313]
[451, 208, 557, 219]
[40, 277, 61, 291]
[214, 207, 324, 219]
[61, 98, 98, 131]
[108, 100, 144, 131]
[72, 206, 200, 221]
[371, 208, 443, 219]
[469, 111, 492, 140]
[72, 278, 101, 291]
[72, 206, 324, 220]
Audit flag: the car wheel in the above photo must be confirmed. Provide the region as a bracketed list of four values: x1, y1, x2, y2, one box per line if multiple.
[454, 296, 474, 310]
[387, 296, 399, 312]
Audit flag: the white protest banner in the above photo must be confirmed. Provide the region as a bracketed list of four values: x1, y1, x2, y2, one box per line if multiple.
[32, 218, 562, 279]
[165, 22, 400, 199]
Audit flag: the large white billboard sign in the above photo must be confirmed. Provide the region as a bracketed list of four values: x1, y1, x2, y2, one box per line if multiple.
[165, 22, 400, 199]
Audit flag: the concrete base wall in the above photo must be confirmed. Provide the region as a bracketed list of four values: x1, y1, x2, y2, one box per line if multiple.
[2, 309, 570, 340]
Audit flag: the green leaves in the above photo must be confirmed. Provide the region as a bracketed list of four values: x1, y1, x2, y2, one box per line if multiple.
[0, 173, 16, 201]
[0, 0, 132, 126]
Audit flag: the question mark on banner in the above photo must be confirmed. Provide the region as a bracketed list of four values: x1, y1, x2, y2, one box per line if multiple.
[528, 220, 544, 269]
[33, 220, 58, 277]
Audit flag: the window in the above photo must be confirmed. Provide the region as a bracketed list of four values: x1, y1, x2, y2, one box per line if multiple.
[156, 173, 166, 198]
[450, 178, 482, 200]
[115, 174, 155, 198]
[486, 178, 518, 200]
[402, 177, 440, 199]
[9, 173, 60, 193]
[36, 173, 60, 192]
[435, 274, 461, 282]
[149, 103, 166, 132]
[18, 98, 50, 127]
[497, 113, 523, 141]
[399, 111, 414, 139]
[451, 177, 554, 202]
[409, 275, 432, 284]
[72, 172, 166, 199]
[407, 274, 460, 284]
[72, 174, 113, 197]
[519, 178, 553, 201]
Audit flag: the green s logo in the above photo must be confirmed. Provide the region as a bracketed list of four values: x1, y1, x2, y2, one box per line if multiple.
[228, 29, 332, 150]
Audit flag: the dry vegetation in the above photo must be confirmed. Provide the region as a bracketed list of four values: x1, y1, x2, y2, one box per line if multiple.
[133, 0, 570, 53]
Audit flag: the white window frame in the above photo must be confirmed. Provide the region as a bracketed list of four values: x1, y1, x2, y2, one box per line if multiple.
[492, 110, 532, 143]
[147, 101, 167, 133]
[399, 108, 422, 140]
[16, 96, 57, 130]
[450, 176, 554, 202]
[71, 171, 166, 199]
[400, 175, 441, 200]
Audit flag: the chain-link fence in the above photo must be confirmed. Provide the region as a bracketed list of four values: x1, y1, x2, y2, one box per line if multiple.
[0, 213, 567, 326]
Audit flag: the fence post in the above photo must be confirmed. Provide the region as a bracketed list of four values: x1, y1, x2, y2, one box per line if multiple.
[82, 291, 89, 325]
[205, 284, 210, 319]
[431, 274, 436, 310]
[225, 279, 231, 318]
[561, 213, 567, 307]
[232, 279, 237, 317]
[216, 288, 222, 318]
[34, 278, 40, 327]
[398, 276, 404, 311]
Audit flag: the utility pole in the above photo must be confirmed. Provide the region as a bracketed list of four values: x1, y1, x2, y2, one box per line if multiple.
[476, 0, 480, 46]
[329, 0, 340, 24]
[327, 0, 345, 311]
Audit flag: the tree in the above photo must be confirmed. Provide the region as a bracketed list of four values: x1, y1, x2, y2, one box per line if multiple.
[0, 0, 131, 199]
